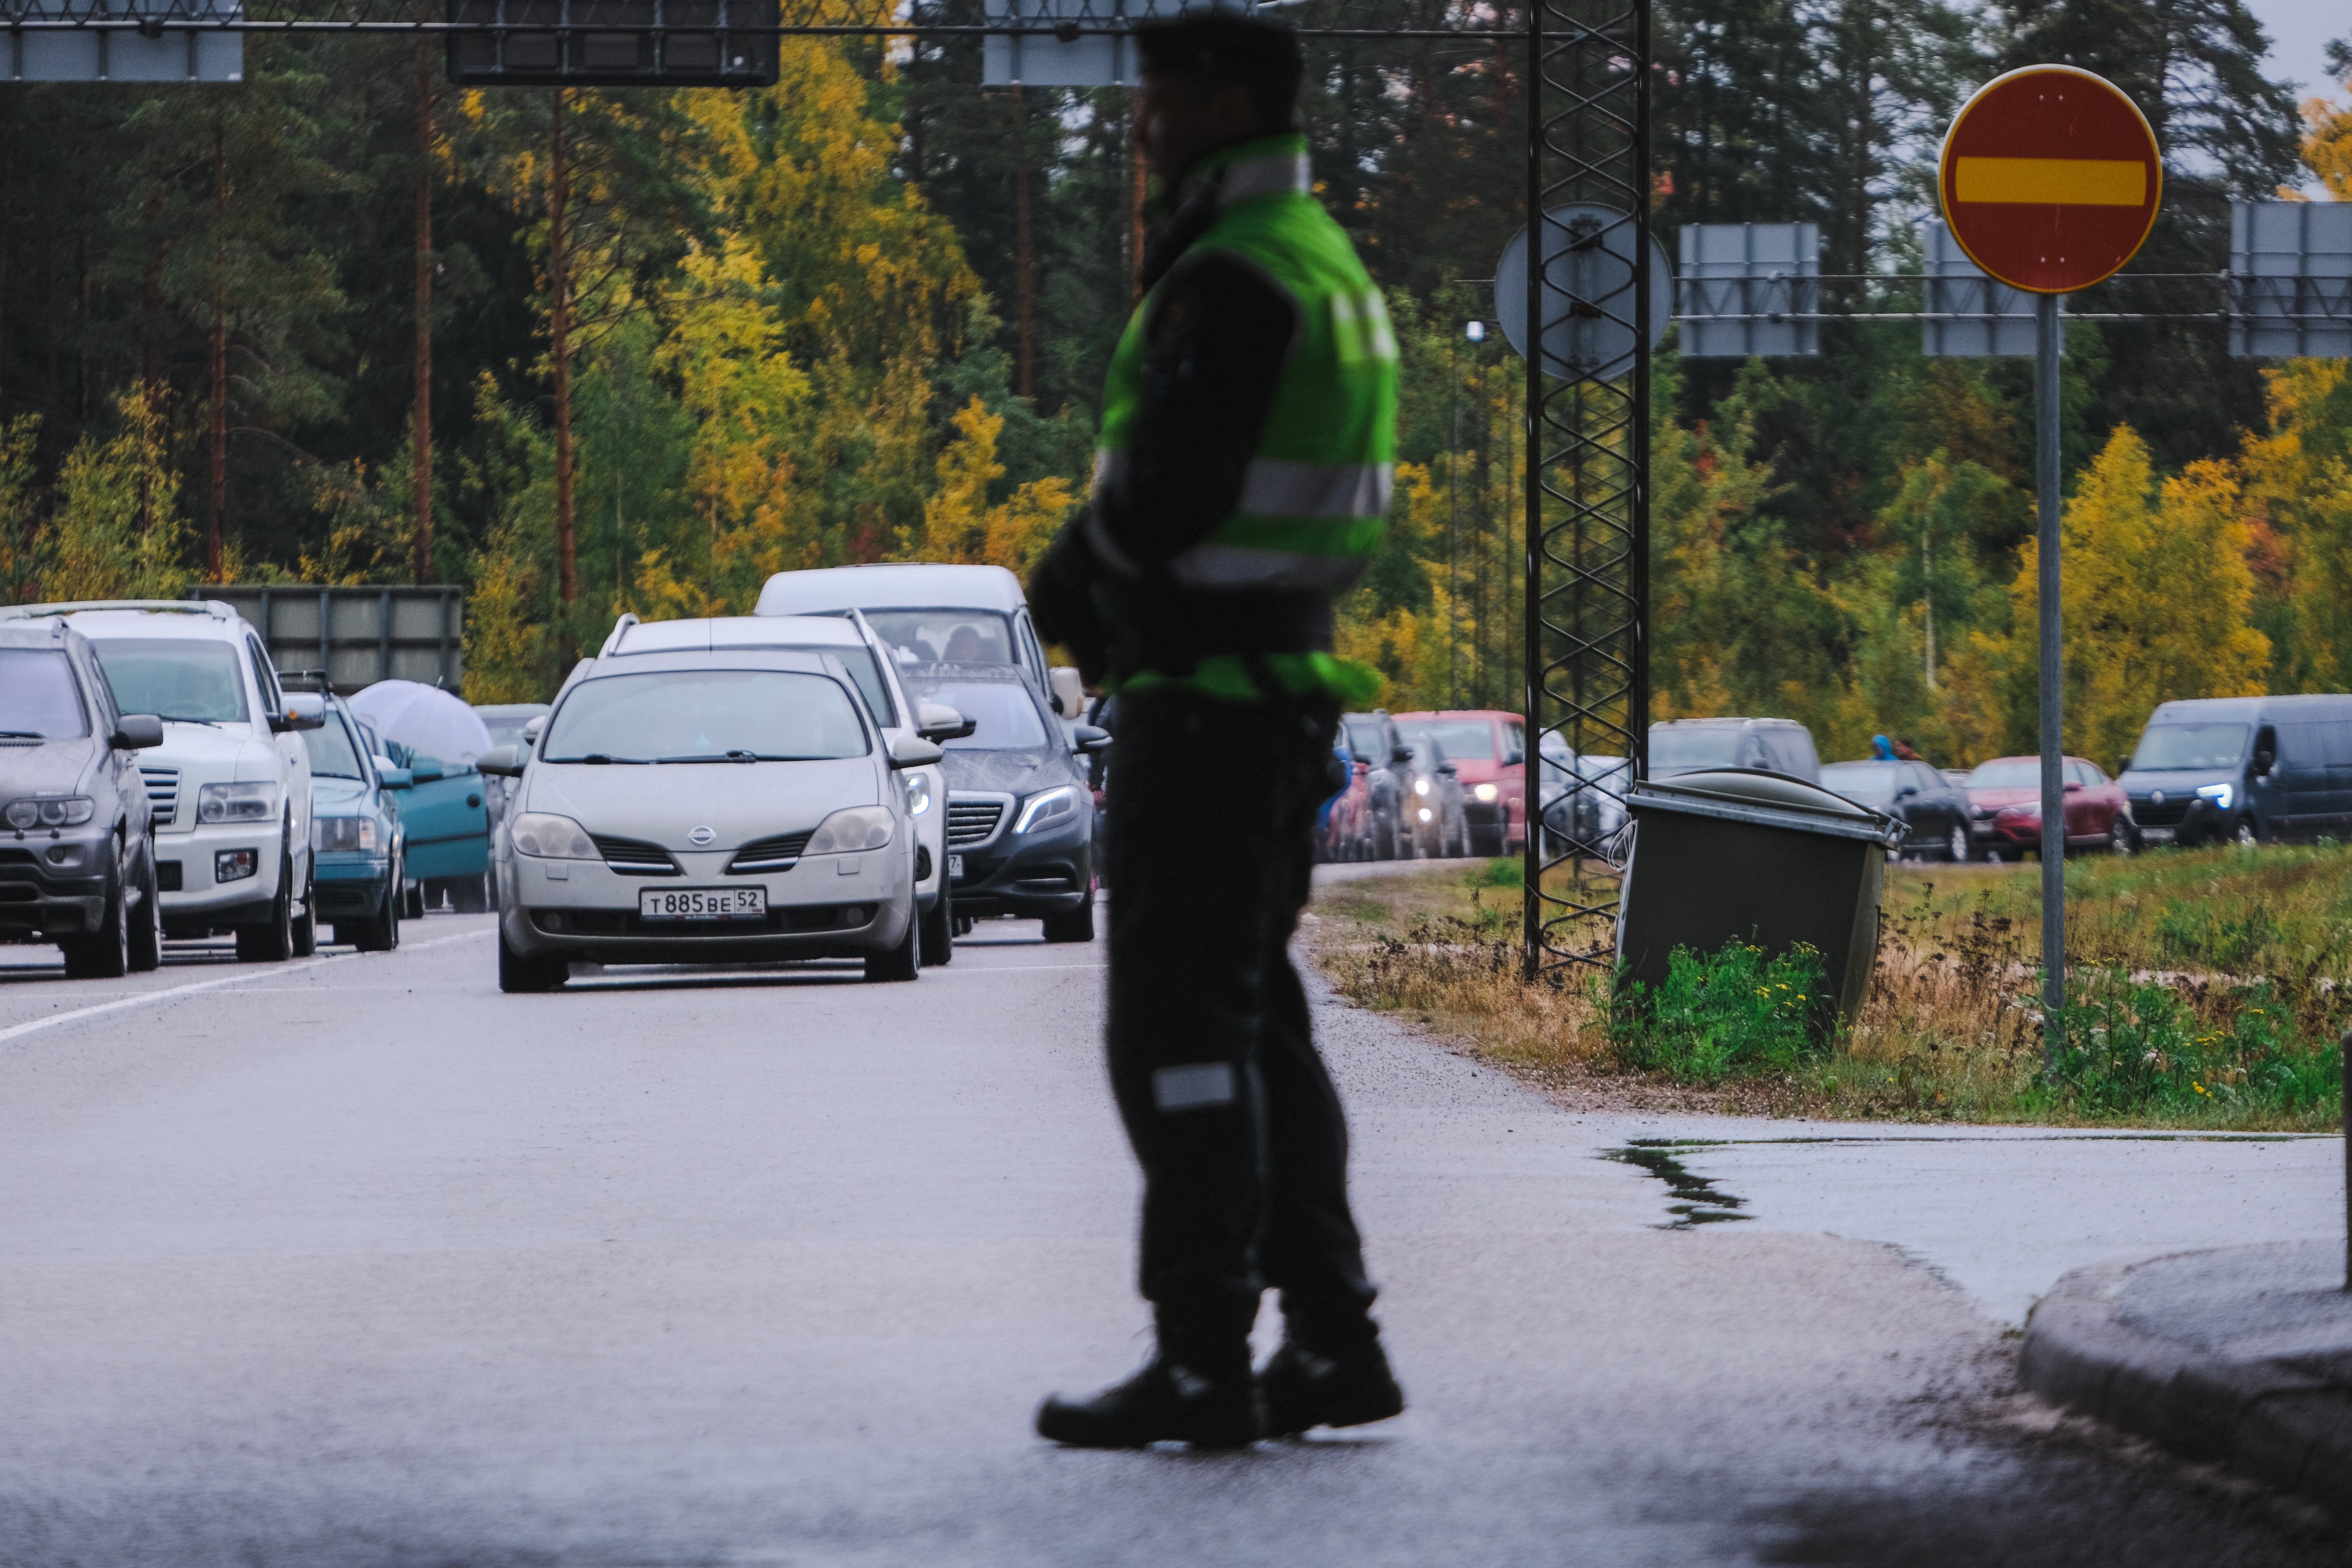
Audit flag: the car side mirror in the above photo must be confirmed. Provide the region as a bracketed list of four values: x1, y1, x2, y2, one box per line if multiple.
[111, 714, 165, 750]
[1073, 724, 1112, 754]
[522, 715, 547, 744]
[409, 755, 447, 783]
[889, 733, 944, 770]
[916, 702, 976, 743]
[2252, 750, 2274, 776]
[1438, 760, 1458, 775]
[1391, 745, 1412, 765]
[1351, 750, 1372, 765]
[1895, 785, 1918, 800]
[476, 744, 526, 778]
[377, 763, 414, 790]
[269, 699, 325, 733]
[2062, 780, 2083, 792]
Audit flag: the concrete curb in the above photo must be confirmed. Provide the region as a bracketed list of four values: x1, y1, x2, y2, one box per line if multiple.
[2021, 1254, 2352, 1514]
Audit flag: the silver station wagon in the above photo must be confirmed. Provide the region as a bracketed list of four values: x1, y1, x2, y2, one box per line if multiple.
[480, 617, 946, 991]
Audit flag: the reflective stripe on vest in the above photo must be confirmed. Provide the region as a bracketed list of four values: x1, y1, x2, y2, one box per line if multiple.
[1093, 134, 1397, 598]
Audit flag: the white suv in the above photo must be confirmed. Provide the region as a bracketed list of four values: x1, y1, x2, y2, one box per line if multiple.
[1, 601, 320, 960]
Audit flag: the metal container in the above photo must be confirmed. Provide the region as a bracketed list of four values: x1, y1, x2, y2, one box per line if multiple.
[190, 585, 463, 693]
[1617, 768, 1906, 1024]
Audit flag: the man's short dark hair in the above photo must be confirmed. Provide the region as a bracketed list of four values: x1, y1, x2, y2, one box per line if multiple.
[1135, 13, 1305, 129]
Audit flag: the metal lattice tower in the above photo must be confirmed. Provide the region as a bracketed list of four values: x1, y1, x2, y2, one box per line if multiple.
[1521, 0, 1649, 977]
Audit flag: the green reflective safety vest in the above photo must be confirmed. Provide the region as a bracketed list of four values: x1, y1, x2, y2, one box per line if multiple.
[1093, 134, 1397, 705]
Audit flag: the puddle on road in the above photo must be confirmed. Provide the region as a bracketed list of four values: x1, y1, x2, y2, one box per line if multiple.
[1604, 1142, 1751, 1229]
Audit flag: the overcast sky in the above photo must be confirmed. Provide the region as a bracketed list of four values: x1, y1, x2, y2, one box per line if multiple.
[2245, 0, 2345, 100]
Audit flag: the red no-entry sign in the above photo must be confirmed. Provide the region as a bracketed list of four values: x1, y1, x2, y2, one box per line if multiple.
[1938, 65, 2163, 294]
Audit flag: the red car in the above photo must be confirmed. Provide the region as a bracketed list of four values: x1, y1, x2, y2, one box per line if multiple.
[1388, 710, 1528, 856]
[1318, 742, 1373, 862]
[1962, 755, 2138, 859]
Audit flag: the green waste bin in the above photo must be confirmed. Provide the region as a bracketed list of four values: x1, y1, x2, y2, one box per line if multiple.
[1617, 769, 1906, 1024]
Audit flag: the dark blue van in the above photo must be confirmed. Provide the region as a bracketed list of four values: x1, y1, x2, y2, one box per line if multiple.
[2120, 694, 2352, 847]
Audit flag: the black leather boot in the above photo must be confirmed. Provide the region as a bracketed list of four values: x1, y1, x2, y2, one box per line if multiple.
[1258, 1337, 1405, 1437]
[1036, 1349, 1260, 1449]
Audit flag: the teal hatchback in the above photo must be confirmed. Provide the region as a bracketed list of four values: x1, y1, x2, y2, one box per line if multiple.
[299, 691, 410, 950]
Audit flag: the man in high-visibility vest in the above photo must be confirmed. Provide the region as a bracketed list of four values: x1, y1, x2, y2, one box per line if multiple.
[1028, 12, 1403, 1449]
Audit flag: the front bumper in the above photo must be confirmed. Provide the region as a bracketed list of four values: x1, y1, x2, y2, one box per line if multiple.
[499, 841, 915, 964]
[945, 797, 1091, 919]
[0, 832, 113, 938]
[154, 821, 285, 920]
[314, 853, 394, 922]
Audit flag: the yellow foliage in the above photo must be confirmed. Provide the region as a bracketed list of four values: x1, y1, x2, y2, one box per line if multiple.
[907, 396, 1074, 572]
[2299, 82, 2352, 201]
[44, 388, 190, 604]
[2004, 427, 2270, 771]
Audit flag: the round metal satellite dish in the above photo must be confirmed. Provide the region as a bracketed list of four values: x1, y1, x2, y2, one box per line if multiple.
[1494, 205, 1673, 381]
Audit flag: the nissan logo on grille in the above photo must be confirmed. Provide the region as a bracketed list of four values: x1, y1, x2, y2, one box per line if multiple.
[688, 826, 717, 847]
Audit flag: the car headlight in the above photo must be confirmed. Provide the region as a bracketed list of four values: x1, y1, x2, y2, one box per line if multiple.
[2196, 782, 2233, 811]
[510, 811, 598, 858]
[4, 795, 94, 830]
[1417, 807, 1433, 822]
[1414, 778, 1430, 797]
[1474, 783, 1499, 802]
[903, 769, 933, 817]
[314, 815, 380, 854]
[1013, 785, 1078, 834]
[806, 805, 894, 855]
[197, 780, 280, 824]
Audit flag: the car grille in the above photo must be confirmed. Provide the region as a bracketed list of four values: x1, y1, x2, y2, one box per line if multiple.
[592, 835, 678, 875]
[141, 766, 180, 826]
[728, 831, 811, 874]
[2133, 796, 2190, 828]
[946, 800, 1005, 848]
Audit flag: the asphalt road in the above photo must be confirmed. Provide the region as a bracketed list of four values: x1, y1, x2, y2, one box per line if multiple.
[1, 909, 2343, 1566]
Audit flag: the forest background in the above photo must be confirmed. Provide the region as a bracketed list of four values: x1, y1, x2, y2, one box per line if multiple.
[0, 0, 2347, 772]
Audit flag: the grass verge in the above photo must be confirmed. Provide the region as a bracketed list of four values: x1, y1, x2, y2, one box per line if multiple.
[1305, 846, 2351, 1129]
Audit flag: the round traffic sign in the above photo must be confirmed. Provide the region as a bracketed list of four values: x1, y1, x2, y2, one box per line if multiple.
[1938, 65, 2161, 295]
[1493, 205, 1672, 381]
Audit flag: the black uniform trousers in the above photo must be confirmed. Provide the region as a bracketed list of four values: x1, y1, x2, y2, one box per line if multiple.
[1102, 684, 1377, 1356]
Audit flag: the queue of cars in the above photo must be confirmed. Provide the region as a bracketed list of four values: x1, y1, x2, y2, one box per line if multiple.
[0, 597, 503, 974]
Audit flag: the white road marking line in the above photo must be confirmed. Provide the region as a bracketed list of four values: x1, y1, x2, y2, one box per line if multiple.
[0, 929, 490, 1046]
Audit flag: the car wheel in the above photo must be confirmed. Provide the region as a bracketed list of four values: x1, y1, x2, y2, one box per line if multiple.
[128, 843, 164, 972]
[1947, 824, 1971, 864]
[498, 926, 567, 992]
[2107, 816, 2135, 857]
[290, 864, 318, 957]
[404, 880, 426, 920]
[1042, 898, 1096, 944]
[864, 880, 922, 981]
[354, 861, 402, 953]
[920, 885, 954, 967]
[61, 865, 132, 980]
[451, 874, 489, 915]
[236, 863, 295, 963]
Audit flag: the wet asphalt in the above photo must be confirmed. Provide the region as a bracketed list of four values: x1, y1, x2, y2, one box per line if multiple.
[0, 905, 2343, 1566]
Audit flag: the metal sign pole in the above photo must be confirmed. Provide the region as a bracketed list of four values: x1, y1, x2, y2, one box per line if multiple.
[2035, 289, 2064, 1069]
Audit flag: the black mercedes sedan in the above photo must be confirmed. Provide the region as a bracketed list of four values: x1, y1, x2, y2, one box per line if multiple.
[897, 661, 1105, 944]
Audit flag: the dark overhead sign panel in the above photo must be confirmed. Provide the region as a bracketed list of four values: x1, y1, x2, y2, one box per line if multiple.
[446, 0, 780, 87]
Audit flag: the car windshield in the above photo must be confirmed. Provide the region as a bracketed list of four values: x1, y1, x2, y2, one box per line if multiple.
[0, 649, 90, 737]
[755, 645, 895, 727]
[864, 610, 1016, 668]
[901, 676, 1048, 750]
[1966, 759, 2043, 789]
[1342, 718, 1384, 760]
[87, 637, 247, 723]
[1414, 720, 1497, 761]
[1650, 726, 1742, 769]
[542, 670, 869, 762]
[1821, 762, 1901, 803]
[2129, 722, 2250, 772]
[302, 711, 368, 779]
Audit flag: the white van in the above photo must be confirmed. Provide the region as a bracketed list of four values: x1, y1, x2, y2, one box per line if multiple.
[0, 601, 319, 959]
[753, 564, 1054, 701]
